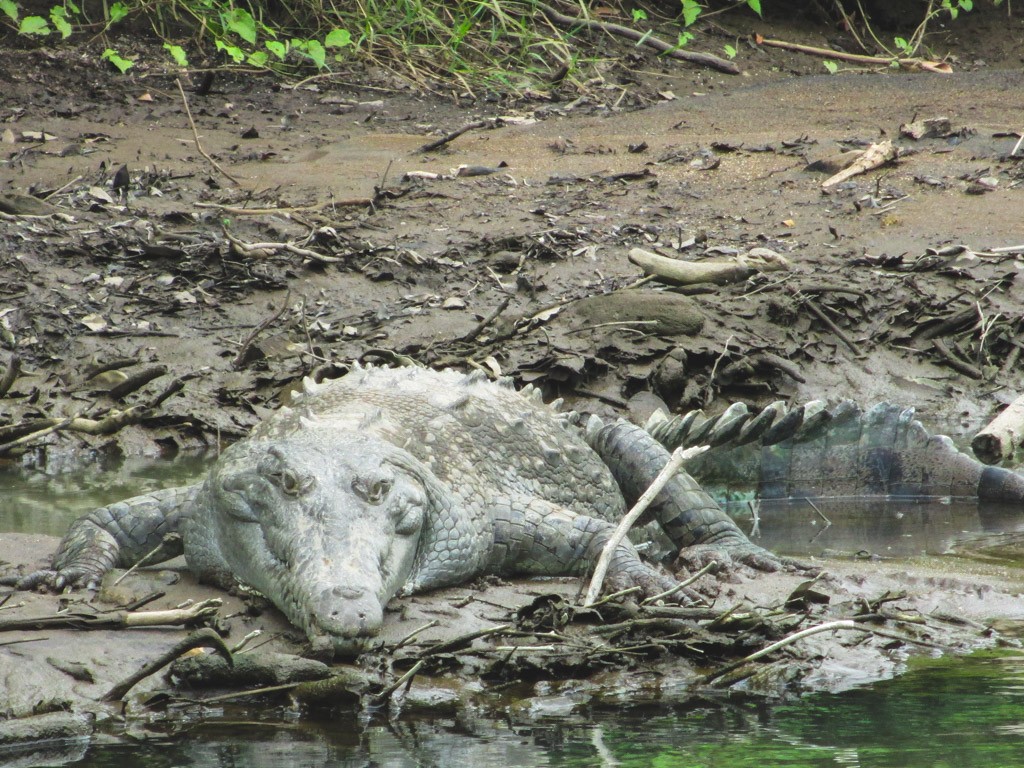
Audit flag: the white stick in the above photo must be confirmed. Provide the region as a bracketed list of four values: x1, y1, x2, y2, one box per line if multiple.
[583, 444, 708, 606]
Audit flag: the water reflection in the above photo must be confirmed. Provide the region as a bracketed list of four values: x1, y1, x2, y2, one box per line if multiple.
[0, 454, 208, 537]
[47, 652, 1024, 768]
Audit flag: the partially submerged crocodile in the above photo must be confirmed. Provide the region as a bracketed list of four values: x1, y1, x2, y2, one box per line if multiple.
[17, 366, 1024, 655]
[647, 399, 1024, 504]
[20, 366, 770, 654]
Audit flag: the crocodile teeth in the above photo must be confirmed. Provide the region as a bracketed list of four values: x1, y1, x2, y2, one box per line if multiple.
[302, 376, 321, 397]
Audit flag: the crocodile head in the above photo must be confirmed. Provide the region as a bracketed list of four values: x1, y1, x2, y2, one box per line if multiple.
[185, 431, 440, 654]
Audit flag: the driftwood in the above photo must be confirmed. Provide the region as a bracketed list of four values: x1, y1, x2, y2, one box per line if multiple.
[754, 36, 953, 74]
[972, 394, 1024, 465]
[0, 599, 223, 633]
[628, 247, 791, 286]
[821, 140, 898, 189]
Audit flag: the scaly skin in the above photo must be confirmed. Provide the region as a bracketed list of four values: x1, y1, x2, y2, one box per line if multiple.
[23, 366, 753, 654]
[648, 400, 1024, 504]
[22, 369, 1024, 655]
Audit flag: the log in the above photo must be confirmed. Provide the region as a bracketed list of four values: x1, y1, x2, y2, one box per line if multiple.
[972, 394, 1024, 465]
[629, 247, 790, 286]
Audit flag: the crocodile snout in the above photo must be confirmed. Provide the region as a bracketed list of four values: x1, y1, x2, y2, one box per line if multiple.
[310, 583, 385, 639]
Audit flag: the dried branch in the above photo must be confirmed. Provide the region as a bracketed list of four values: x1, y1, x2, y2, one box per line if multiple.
[584, 444, 708, 606]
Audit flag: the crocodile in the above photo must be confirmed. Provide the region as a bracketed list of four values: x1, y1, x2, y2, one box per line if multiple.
[18, 366, 772, 655]
[647, 399, 1024, 505]
[17, 367, 1024, 655]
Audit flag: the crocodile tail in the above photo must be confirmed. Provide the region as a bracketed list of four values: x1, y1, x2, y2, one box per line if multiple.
[646, 400, 1024, 504]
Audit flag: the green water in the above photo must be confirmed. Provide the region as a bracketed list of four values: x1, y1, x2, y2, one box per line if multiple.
[31, 651, 1024, 767]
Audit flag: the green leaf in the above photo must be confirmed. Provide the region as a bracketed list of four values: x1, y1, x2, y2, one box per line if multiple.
[680, 0, 700, 26]
[19, 15, 50, 35]
[266, 40, 287, 59]
[50, 6, 72, 38]
[66, 0, 81, 14]
[324, 28, 351, 48]
[823, 60, 838, 74]
[723, 43, 736, 59]
[960, 0, 973, 8]
[631, 8, 647, 22]
[108, 1, 128, 23]
[676, 30, 694, 47]
[216, 39, 246, 64]
[101, 48, 134, 73]
[304, 39, 326, 68]
[0, 0, 18, 22]
[225, 7, 256, 44]
[747, 0, 762, 16]
[164, 43, 189, 67]
[247, 50, 268, 67]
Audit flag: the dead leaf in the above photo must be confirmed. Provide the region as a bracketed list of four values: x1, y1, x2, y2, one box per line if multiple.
[81, 314, 108, 332]
[88, 186, 114, 204]
[21, 130, 57, 142]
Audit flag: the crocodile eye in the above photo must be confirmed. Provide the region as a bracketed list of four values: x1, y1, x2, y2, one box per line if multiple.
[275, 468, 314, 497]
[352, 477, 392, 504]
[259, 450, 315, 497]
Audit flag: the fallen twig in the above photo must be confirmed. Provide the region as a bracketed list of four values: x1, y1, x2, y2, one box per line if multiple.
[420, 624, 510, 656]
[803, 297, 863, 356]
[232, 293, 291, 370]
[0, 599, 221, 633]
[538, 3, 740, 75]
[195, 200, 373, 214]
[107, 364, 167, 400]
[417, 118, 501, 153]
[584, 444, 709, 606]
[368, 659, 425, 704]
[223, 228, 340, 264]
[932, 338, 983, 379]
[641, 560, 717, 605]
[755, 35, 953, 73]
[103, 626, 231, 701]
[703, 619, 858, 685]
[175, 78, 241, 186]
[461, 296, 511, 342]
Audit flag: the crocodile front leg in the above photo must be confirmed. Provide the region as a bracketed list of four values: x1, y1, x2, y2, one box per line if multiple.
[586, 417, 780, 570]
[17, 484, 198, 590]
[488, 496, 681, 599]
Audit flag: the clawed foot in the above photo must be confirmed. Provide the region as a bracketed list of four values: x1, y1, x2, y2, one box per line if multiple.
[0, 566, 101, 592]
[675, 541, 820, 579]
